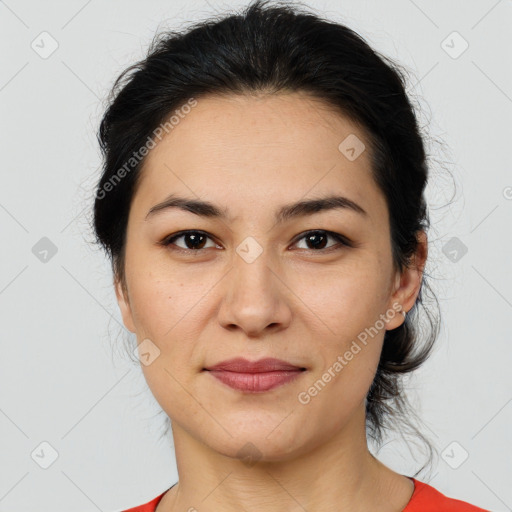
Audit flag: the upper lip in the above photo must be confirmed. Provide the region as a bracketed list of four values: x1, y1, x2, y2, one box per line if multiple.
[204, 357, 305, 373]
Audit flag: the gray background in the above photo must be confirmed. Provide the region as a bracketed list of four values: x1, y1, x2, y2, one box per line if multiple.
[1, 0, 511, 511]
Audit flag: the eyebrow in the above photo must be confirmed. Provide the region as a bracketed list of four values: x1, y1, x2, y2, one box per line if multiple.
[145, 193, 368, 223]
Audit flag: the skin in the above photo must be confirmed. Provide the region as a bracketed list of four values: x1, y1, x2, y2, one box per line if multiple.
[115, 91, 428, 512]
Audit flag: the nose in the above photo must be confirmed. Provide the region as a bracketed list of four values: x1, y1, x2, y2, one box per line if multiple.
[217, 248, 292, 338]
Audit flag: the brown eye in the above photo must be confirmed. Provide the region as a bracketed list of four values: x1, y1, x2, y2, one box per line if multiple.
[292, 230, 350, 251]
[162, 231, 218, 251]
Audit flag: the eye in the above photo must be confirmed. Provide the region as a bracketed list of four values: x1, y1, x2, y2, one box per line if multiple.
[159, 229, 351, 254]
[160, 230, 220, 252]
[292, 230, 350, 252]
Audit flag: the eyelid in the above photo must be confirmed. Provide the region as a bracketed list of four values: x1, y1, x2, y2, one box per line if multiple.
[160, 230, 220, 251]
[160, 229, 352, 253]
[290, 230, 352, 250]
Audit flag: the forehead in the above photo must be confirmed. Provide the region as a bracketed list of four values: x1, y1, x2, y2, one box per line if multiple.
[131, 92, 387, 227]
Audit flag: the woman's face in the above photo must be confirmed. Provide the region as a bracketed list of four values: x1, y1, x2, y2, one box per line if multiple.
[115, 92, 423, 461]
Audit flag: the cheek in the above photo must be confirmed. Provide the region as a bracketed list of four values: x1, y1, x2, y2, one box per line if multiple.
[298, 322, 384, 433]
[291, 260, 388, 402]
[129, 278, 173, 336]
[293, 258, 390, 338]
[126, 263, 207, 373]
[125, 252, 193, 339]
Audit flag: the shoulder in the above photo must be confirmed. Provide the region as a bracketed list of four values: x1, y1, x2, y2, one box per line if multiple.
[120, 491, 166, 512]
[404, 478, 490, 511]
[120, 480, 490, 512]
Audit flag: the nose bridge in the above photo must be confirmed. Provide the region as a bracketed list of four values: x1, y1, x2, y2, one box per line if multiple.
[232, 235, 277, 302]
[218, 235, 290, 335]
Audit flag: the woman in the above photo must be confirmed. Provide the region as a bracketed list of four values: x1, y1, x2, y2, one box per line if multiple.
[93, 1, 489, 510]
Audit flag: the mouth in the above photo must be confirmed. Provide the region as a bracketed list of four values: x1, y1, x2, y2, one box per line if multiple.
[203, 356, 306, 373]
[202, 357, 307, 393]
[202, 367, 307, 393]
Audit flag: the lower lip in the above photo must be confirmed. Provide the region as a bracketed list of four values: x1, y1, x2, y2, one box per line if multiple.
[205, 369, 305, 392]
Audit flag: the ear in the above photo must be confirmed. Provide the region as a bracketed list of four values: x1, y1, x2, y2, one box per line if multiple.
[114, 276, 136, 333]
[385, 230, 428, 331]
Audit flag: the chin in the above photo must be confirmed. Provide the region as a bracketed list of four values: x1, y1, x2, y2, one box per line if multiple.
[203, 428, 309, 465]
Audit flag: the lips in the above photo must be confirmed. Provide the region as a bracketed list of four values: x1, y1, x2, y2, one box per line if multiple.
[203, 357, 306, 392]
[203, 357, 305, 373]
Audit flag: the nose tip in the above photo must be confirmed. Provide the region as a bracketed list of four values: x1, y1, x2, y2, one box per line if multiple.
[217, 259, 292, 337]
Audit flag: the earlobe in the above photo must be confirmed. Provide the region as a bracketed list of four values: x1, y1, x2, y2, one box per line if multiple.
[114, 277, 136, 333]
[385, 230, 428, 330]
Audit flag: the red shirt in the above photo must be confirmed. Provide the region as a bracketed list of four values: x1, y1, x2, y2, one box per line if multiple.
[122, 478, 489, 511]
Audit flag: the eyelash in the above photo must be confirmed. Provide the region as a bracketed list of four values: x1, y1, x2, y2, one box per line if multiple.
[159, 229, 351, 254]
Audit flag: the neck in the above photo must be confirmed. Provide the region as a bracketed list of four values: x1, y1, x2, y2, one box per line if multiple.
[158, 404, 414, 512]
